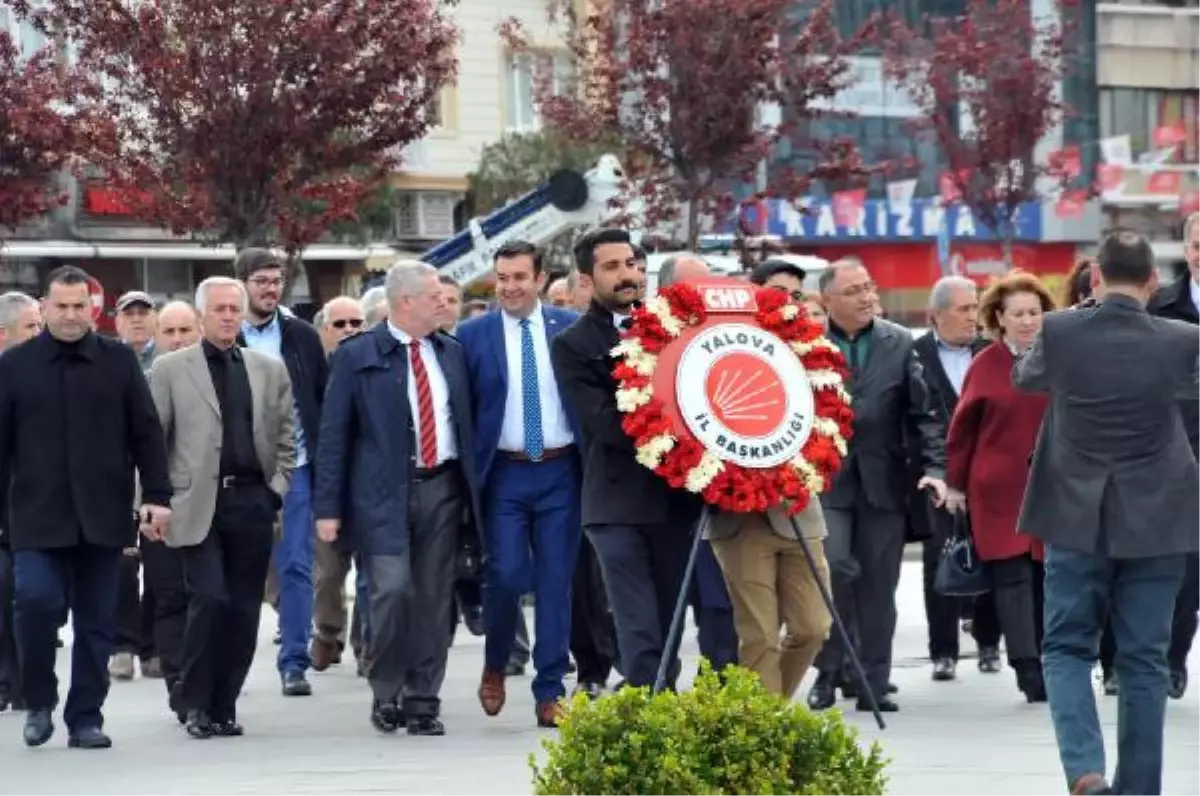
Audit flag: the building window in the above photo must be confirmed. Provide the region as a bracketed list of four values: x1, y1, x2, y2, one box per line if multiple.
[505, 52, 572, 132]
[1100, 87, 1199, 163]
[1, 5, 49, 58]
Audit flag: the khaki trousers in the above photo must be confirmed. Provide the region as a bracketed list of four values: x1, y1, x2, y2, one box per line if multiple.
[711, 518, 832, 699]
[313, 538, 353, 645]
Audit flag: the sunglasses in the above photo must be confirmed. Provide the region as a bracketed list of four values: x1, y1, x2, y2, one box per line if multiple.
[331, 318, 364, 330]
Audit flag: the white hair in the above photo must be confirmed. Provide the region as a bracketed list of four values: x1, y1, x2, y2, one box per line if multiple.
[928, 276, 977, 312]
[318, 295, 361, 329]
[384, 260, 438, 305]
[195, 277, 248, 314]
[0, 291, 38, 330]
[360, 286, 388, 326]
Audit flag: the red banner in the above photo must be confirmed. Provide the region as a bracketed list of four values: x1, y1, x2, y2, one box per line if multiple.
[1147, 171, 1184, 195]
[1054, 190, 1087, 219]
[1096, 164, 1125, 192]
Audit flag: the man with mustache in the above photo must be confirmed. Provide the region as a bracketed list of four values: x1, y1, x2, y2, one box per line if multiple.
[551, 228, 692, 689]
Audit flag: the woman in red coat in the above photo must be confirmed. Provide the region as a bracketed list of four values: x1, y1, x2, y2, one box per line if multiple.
[946, 271, 1054, 703]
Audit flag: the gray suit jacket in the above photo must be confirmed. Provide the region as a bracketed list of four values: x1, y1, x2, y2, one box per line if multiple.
[1014, 294, 1199, 558]
[149, 344, 297, 548]
[823, 318, 946, 512]
[705, 499, 827, 542]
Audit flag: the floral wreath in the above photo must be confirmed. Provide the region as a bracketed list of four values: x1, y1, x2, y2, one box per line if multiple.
[612, 283, 854, 516]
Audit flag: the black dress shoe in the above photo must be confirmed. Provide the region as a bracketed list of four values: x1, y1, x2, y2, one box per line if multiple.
[210, 720, 244, 737]
[857, 695, 899, 713]
[281, 671, 313, 697]
[370, 700, 403, 733]
[807, 676, 837, 710]
[839, 678, 857, 700]
[407, 715, 445, 736]
[185, 710, 213, 739]
[462, 606, 485, 637]
[932, 657, 957, 682]
[978, 646, 1002, 674]
[1169, 669, 1187, 700]
[67, 726, 112, 749]
[572, 681, 603, 700]
[887, 681, 898, 694]
[1102, 672, 1119, 696]
[23, 708, 54, 747]
[504, 662, 526, 677]
[168, 683, 187, 725]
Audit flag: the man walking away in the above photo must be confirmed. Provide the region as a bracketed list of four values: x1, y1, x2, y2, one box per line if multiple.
[0, 291, 41, 713]
[0, 266, 172, 749]
[1014, 229, 1199, 796]
[235, 248, 327, 698]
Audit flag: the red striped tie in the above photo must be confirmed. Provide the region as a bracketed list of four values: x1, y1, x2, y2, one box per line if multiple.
[408, 340, 438, 467]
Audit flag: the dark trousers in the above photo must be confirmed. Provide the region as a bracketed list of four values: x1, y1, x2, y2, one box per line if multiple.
[14, 543, 121, 731]
[115, 552, 151, 658]
[141, 537, 186, 690]
[367, 469, 461, 717]
[922, 509, 1002, 659]
[693, 541, 737, 672]
[1042, 545, 1185, 795]
[483, 456, 582, 703]
[586, 522, 691, 689]
[815, 502, 906, 698]
[0, 547, 21, 702]
[570, 535, 617, 686]
[990, 554, 1044, 665]
[1169, 552, 1198, 672]
[179, 486, 274, 721]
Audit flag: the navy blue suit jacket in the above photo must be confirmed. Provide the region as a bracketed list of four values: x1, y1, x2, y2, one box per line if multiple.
[313, 323, 484, 557]
[456, 305, 582, 489]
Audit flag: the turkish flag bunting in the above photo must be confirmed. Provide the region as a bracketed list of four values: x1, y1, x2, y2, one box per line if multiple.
[939, 172, 963, 203]
[1153, 124, 1186, 150]
[1054, 190, 1087, 219]
[1051, 146, 1082, 179]
[1096, 164, 1125, 192]
[832, 189, 867, 227]
[1180, 190, 1200, 218]
[1147, 171, 1183, 195]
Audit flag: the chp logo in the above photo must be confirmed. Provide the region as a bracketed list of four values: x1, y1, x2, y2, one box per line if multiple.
[676, 322, 815, 469]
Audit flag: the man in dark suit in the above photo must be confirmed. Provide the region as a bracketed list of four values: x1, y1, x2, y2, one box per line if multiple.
[315, 261, 483, 737]
[0, 266, 172, 749]
[912, 276, 1001, 681]
[552, 228, 692, 690]
[1147, 210, 1199, 700]
[458, 240, 582, 727]
[807, 259, 947, 714]
[1015, 229, 1198, 796]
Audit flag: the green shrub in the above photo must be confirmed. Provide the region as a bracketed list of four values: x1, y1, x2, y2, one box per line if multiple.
[530, 663, 889, 795]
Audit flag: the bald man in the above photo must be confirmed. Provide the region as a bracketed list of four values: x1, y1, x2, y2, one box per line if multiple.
[317, 296, 365, 355]
[656, 254, 710, 292]
[155, 302, 200, 353]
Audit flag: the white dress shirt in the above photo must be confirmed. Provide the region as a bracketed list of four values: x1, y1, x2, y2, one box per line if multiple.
[387, 322, 457, 466]
[498, 305, 574, 452]
[934, 333, 973, 396]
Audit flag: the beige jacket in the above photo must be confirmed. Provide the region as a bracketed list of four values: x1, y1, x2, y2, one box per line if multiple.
[149, 344, 296, 548]
[703, 499, 827, 542]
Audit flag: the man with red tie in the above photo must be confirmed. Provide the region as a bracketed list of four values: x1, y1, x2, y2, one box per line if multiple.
[314, 261, 483, 737]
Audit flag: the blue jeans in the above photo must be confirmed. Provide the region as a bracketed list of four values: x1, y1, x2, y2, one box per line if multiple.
[14, 544, 121, 731]
[276, 464, 314, 675]
[483, 456, 581, 703]
[1042, 544, 1186, 795]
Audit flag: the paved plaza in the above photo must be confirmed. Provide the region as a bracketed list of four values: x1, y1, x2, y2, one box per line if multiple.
[1, 558, 1197, 795]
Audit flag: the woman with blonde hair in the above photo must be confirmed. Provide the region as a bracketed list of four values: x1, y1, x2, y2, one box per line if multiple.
[945, 271, 1056, 702]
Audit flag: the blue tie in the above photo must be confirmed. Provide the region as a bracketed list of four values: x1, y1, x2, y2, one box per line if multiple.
[520, 318, 544, 460]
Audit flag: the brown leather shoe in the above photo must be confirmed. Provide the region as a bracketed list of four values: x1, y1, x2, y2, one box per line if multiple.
[535, 700, 563, 728]
[478, 668, 506, 717]
[310, 638, 338, 673]
[1070, 773, 1112, 795]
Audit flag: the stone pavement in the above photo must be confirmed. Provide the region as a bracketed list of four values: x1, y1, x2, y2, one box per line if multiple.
[1, 558, 1197, 795]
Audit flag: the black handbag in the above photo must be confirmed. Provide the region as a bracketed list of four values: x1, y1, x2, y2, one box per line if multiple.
[934, 510, 990, 597]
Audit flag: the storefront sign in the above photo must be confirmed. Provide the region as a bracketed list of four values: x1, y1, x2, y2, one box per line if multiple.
[710, 197, 1044, 244]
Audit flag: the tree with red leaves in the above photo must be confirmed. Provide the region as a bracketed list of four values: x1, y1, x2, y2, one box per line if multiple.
[502, 0, 870, 249]
[880, 0, 1074, 264]
[0, 30, 95, 239]
[15, 0, 456, 281]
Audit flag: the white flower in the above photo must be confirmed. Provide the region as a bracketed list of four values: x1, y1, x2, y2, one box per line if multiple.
[808, 368, 847, 391]
[635, 434, 676, 469]
[791, 338, 839, 357]
[630, 351, 658, 377]
[615, 386, 652, 413]
[648, 297, 685, 337]
[780, 304, 800, 321]
[685, 452, 724, 493]
[790, 457, 826, 494]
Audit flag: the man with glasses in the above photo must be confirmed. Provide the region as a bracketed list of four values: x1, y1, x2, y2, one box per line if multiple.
[310, 296, 369, 674]
[234, 249, 328, 698]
